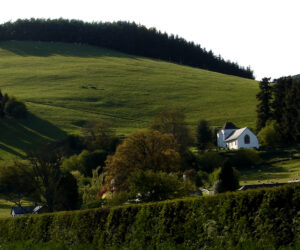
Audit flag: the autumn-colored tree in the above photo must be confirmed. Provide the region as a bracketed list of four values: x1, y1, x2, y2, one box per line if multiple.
[105, 130, 181, 191]
[150, 109, 193, 153]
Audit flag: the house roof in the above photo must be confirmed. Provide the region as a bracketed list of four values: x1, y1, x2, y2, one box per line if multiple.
[225, 127, 247, 142]
[11, 205, 43, 215]
[11, 206, 36, 215]
[222, 122, 238, 130]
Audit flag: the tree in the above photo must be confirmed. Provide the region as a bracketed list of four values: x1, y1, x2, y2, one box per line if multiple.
[105, 130, 181, 191]
[257, 121, 282, 146]
[5, 97, 28, 119]
[196, 120, 213, 151]
[82, 167, 104, 203]
[128, 170, 192, 202]
[150, 109, 193, 153]
[213, 161, 239, 194]
[23, 150, 63, 212]
[53, 172, 80, 211]
[256, 77, 272, 131]
[61, 149, 107, 177]
[0, 163, 37, 206]
[83, 120, 119, 153]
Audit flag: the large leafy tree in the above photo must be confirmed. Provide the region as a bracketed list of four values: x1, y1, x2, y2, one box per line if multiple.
[105, 130, 181, 191]
[151, 109, 193, 153]
[0, 163, 37, 206]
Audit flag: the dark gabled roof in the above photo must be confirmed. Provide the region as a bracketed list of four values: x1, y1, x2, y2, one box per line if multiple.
[11, 206, 36, 215]
[222, 122, 238, 130]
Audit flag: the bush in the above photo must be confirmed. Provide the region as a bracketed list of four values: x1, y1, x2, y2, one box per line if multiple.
[0, 184, 299, 249]
[230, 149, 263, 169]
[4, 97, 27, 119]
[128, 170, 193, 202]
[258, 121, 283, 146]
[198, 151, 223, 172]
[62, 150, 107, 177]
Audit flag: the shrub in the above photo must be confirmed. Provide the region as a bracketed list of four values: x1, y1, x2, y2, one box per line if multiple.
[128, 170, 193, 202]
[62, 150, 107, 177]
[198, 151, 223, 172]
[230, 148, 263, 169]
[258, 121, 283, 146]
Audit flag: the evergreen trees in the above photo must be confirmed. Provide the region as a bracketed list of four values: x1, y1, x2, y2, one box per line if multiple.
[196, 120, 213, 151]
[0, 19, 254, 79]
[256, 76, 300, 145]
[256, 77, 272, 131]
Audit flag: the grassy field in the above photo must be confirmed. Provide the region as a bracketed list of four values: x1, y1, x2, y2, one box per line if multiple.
[0, 40, 258, 159]
[240, 145, 300, 185]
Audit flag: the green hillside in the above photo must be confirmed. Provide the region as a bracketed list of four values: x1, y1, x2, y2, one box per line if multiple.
[0, 41, 258, 160]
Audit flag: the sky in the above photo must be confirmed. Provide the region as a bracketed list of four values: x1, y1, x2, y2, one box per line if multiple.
[0, 0, 299, 80]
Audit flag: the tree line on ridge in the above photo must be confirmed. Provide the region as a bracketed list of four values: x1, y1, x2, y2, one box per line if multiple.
[0, 18, 254, 79]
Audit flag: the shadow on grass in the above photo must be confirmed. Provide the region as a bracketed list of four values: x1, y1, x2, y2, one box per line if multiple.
[0, 113, 67, 158]
[0, 40, 136, 59]
[240, 164, 295, 182]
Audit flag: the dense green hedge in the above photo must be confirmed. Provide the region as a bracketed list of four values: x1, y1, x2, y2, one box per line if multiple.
[0, 184, 299, 249]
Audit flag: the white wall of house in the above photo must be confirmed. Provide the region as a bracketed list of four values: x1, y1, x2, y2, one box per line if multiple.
[227, 128, 259, 149]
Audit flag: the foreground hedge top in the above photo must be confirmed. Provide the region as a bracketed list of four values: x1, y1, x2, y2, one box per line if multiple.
[0, 184, 299, 249]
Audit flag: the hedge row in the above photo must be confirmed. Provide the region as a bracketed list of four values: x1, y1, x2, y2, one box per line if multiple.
[0, 184, 299, 249]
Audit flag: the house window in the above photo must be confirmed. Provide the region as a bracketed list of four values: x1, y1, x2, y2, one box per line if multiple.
[244, 134, 250, 144]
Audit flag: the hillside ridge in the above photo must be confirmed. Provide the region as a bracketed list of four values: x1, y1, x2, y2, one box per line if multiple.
[0, 40, 258, 160]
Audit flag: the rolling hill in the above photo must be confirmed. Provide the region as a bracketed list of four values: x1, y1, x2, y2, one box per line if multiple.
[0, 40, 258, 160]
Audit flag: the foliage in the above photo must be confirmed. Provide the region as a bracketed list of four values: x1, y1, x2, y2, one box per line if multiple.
[62, 150, 107, 177]
[83, 120, 119, 153]
[4, 97, 27, 119]
[230, 149, 263, 169]
[257, 120, 282, 146]
[256, 76, 300, 144]
[0, 40, 258, 160]
[213, 161, 240, 193]
[150, 109, 193, 153]
[198, 151, 223, 172]
[0, 184, 299, 249]
[105, 130, 181, 191]
[256, 77, 272, 131]
[128, 170, 193, 202]
[82, 167, 104, 203]
[0, 19, 254, 79]
[0, 90, 27, 119]
[181, 149, 198, 171]
[196, 119, 213, 151]
[0, 163, 37, 206]
[53, 172, 80, 211]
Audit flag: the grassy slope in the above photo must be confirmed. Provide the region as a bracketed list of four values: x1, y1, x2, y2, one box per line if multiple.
[240, 145, 300, 185]
[0, 40, 259, 160]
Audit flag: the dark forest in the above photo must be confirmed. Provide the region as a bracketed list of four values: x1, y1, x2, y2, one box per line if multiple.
[0, 19, 254, 79]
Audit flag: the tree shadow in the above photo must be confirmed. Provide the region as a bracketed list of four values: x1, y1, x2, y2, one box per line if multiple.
[0, 40, 137, 59]
[0, 113, 67, 159]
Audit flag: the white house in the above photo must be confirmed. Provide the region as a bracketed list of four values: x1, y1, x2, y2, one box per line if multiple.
[217, 122, 259, 150]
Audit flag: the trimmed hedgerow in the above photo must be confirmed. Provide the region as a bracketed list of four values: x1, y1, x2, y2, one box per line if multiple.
[0, 184, 299, 249]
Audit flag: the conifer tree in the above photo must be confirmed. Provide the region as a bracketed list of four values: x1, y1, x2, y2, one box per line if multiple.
[256, 77, 272, 131]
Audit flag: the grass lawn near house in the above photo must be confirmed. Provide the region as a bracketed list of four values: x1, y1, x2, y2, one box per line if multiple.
[239, 145, 300, 185]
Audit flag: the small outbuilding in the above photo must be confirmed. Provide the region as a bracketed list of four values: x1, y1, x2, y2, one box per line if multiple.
[217, 122, 259, 149]
[11, 205, 45, 217]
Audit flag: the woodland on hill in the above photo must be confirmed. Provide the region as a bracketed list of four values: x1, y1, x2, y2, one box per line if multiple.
[0, 18, 254, 79]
